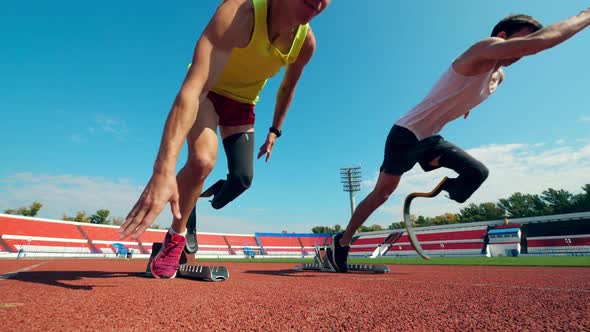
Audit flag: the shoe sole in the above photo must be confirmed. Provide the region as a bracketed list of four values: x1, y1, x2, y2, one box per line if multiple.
[149, 239, 178, 279]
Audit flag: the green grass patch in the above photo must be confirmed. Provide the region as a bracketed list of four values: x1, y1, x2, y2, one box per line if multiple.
[191, 256, 590, 267]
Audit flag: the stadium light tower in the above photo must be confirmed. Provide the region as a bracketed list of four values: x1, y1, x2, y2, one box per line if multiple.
[340, 166, 362, 216]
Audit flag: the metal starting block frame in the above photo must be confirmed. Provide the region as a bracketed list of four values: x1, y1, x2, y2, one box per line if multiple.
[145, 242, 229, 282]
[296, 245, 390, 274]
[177, 264, 229, 282]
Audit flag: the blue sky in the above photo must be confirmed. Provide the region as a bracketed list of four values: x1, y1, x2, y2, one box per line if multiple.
[1, 0, 589, 233]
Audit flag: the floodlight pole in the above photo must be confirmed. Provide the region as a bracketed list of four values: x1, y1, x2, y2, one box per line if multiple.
[340, 167, 362, 216]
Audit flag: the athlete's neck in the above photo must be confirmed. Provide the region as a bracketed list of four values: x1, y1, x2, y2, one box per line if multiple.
[267, 0, 299, 41]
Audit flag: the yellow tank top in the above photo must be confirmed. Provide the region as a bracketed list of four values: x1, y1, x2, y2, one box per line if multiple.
[210, 0, 309, 105]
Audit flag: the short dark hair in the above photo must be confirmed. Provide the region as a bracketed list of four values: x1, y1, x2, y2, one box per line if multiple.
[491, 14, 543, 37]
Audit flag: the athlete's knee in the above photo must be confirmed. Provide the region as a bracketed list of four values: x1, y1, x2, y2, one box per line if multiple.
[186, 155, 216, 179]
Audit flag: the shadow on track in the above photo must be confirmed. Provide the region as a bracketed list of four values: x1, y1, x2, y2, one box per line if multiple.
[242, 268, 408, 277]
[241, 269, 319, 278]
[9, 271, 146, 290]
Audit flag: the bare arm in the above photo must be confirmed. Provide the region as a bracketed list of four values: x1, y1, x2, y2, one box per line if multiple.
[257, 29, 316, 161]
[155, 0, 252, 175]
[120, 0, 252, 239]
[473, 8, 590, 61]
[271, 29, 316, 133]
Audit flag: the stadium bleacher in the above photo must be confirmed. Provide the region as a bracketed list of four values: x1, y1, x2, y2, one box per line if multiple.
[224, 234, 260, 255]
[299, 234, 331, 256]
[0, 215, 90, 254]
[196, 233, 230, 255]
[255, 233, 303, 256]
[1, 211, 589, 258]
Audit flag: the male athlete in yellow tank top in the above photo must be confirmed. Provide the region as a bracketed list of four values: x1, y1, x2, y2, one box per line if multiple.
[119, 0, 332, 278]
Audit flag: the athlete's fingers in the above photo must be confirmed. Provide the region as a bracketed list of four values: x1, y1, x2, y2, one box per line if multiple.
[120, 207, 142, 237]
[171, 195, 182, 220]
[131, 202, 164, 239]
[120, 205, 149, 239]
[121, 194, 146, 232]
[257, 143, 268, 159]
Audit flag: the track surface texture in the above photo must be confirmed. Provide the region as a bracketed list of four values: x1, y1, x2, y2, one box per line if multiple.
[1, 259, 589, 331]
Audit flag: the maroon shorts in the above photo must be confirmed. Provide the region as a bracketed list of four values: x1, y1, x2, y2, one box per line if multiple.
[207, 91, 255, 126]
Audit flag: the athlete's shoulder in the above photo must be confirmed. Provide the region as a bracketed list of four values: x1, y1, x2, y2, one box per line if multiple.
[453, 37, 503, 73]
[208, 0, 255, 49]
[473, 37, 504, 46]
[303, 26, 316, 51]
[215, 0, 254, 24]
[290, 26, 316, 66]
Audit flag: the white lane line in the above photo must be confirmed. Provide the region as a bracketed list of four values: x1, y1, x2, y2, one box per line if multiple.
[0, 262, 48, 280]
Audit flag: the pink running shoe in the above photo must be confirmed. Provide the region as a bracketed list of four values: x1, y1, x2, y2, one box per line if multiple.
[150, 232, 186, 279]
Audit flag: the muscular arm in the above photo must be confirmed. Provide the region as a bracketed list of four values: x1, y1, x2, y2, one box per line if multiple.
[469, 8, 590, 62]
[270, 29, 316, 133]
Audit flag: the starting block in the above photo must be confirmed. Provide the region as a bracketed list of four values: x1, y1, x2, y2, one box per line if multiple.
[296, 245, 390, 274]
[145, 242, 229, 282]
[177, 264, 229, 282]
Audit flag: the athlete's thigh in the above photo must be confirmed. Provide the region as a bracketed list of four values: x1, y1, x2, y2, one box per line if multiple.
[374, 171, 402, 195]
[187, 97, 220, 163]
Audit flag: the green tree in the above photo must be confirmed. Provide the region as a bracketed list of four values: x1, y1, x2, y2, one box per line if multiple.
[432, 215, 448, 225]
[388, 221, 404, 230]
[572, 184, 590, 212]
[359, 224, 384, 232]
[311, 226, 334, 234]
[459, 202, 504, 223]
[414, 215, 433, 227]
[497, 193, 548, 218]
[89, 209, 110, 224]
[63, 211, 90, 223]
[311, 224, 343, 234]
[29, 202, 42, 216]
[4, 202, 43, 217]
[111, 217, 125, 226]
[541, 188, 574, 214]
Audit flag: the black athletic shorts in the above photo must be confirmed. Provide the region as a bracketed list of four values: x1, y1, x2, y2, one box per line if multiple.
[380, 125, 459, 175]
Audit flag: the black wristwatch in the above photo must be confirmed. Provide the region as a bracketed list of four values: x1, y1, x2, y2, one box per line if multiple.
[269, 126, 282, 138]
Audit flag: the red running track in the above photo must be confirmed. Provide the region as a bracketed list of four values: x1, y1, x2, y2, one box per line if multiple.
[0, 259, 589, 331]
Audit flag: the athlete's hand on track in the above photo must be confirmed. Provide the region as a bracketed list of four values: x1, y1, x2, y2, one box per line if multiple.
[119, 173, 181, 239]
[257, 132, 277, 162]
